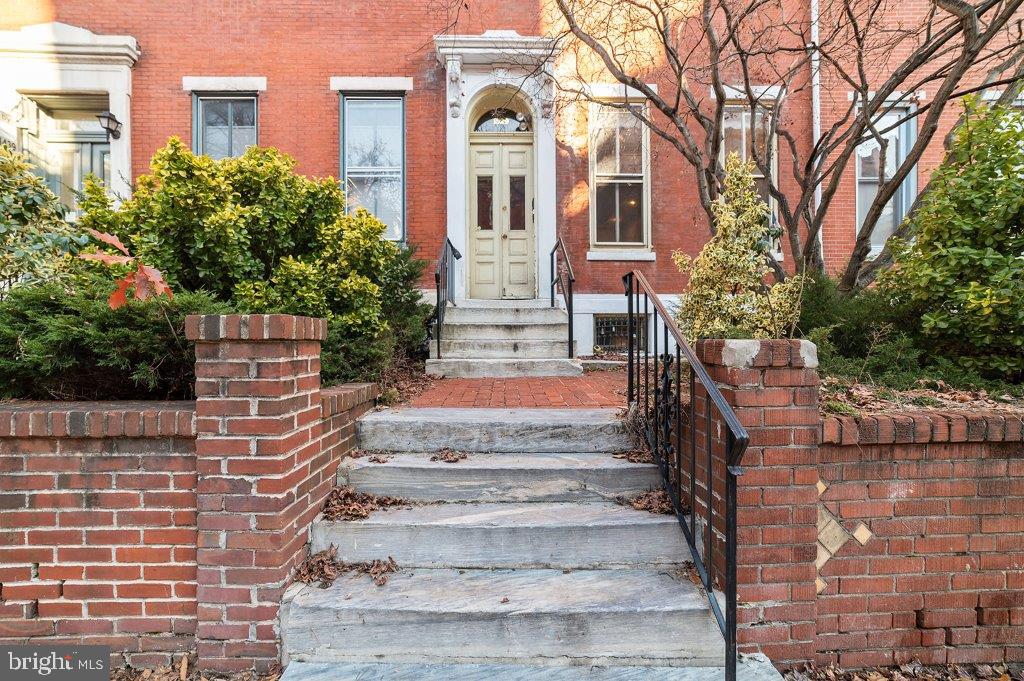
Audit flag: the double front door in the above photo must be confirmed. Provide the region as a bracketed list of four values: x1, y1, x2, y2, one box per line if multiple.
[468, 142, 535, 299]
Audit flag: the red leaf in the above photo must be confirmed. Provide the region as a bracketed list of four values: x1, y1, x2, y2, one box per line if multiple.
[79, 252, 133, 266]
[138, 264, 174, 300]
[108, 276, 133, 310]
[87, 229, 130, 255]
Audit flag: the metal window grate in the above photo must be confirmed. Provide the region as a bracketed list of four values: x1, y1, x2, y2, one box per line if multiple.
[594, 313, 646, 352]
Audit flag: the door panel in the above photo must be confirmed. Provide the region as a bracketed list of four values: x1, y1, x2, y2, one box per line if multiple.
[469, 146, 501, 299]
[469, 141, 535, 299]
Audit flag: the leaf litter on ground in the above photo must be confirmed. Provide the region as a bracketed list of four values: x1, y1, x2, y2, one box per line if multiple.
[785, 661, 1021, 681]
[619, 488, 675, 514]
[294, 546, 399, 588]
[320, 486, 406, 521]
[430, 447, 468, 463]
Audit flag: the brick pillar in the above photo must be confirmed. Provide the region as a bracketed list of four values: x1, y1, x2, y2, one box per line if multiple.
[698, 339, 820, 668]
[185, 314, 327, 673]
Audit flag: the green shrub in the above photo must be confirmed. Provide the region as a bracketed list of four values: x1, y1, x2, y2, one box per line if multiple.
[0, 273, 232, 400]
[883, 99, 1024, 380]
[798, 273, 908, 358]
[0, 145, 87, 294]
[80, 138, 428, 384]
[673, 156, 804, 342]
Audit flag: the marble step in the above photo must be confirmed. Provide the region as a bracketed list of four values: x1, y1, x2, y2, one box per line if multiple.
[429, 338, 575, 359]
[281, 568, 725, 667]
[280, 657, 785, 681]
[310, 501, 685, 569]
[357, 408, 630, 453]
[425, 357, 583, 377]
[444, 305, 569, 325]
[443, 321, 569, 341]
[340, 452, 661, 502]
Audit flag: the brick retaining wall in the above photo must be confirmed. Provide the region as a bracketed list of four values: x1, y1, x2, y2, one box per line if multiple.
[817, 412, 1024, 668]
[702, 339, 1024, 670]
[0, 315, 377, 673]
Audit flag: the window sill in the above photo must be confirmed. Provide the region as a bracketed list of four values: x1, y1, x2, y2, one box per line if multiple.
[586, 249, 656, 262]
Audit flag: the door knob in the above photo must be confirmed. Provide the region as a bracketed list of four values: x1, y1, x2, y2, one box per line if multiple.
[502, 234, 508, 240]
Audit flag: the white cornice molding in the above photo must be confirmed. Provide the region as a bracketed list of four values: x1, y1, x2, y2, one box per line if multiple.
[434, 30, 557, 68]
[583, 82, 659, 99]
[329, 76, 413, 92]
[182, 76, 267, 92]
[0, 22, 139, 66]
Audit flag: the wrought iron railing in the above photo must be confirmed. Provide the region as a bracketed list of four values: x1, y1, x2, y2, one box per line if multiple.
[622, 270, 749, 681]
[428, 238, 461, 359]
[549, 238, 575, 358]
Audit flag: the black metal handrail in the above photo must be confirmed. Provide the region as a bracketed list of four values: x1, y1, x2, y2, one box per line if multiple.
[428, 238, 461, 359]
[622, 270, 749, 681]
[549, 238, 575, 359]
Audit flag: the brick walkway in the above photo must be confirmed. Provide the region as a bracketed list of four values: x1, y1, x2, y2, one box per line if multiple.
[408, 370, 627, 408]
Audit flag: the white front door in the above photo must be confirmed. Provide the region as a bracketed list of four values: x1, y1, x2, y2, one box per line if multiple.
[469, 141, 535, 299]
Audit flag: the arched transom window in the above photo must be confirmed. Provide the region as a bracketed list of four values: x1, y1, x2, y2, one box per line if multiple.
[474, 107, 531, 133]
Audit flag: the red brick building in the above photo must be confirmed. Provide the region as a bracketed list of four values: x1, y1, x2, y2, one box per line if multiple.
[0, 1, 977, 353]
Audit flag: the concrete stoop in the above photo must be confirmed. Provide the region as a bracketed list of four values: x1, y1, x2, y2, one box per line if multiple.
[426, 300, 583, 377]
[280, 408, 784, 680]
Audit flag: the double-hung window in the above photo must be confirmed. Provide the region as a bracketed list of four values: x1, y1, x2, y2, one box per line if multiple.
[723, 106, 776, 214]
[856, 109, 916, 254]
[341, 95, 405, 241]
[590, 104, 649, 247]
[193, 95, 257, 159]
[723, 105, 780, 254]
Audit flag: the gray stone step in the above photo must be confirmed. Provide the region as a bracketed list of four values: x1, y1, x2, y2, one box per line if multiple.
[281, 568, 725, 666]
[426, 357, 583, 377]
[357, 408, 630, 453]
[429, 338, 574, 359]
[311, 501, 685, 569]
[340, 452, 661, 502]
[280, 656, 785, 681]
[443, 321, 569, 341]
[445, 305, 569, 325]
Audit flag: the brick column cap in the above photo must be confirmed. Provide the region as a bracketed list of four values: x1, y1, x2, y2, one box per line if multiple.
[185, 314, 327, 342]
[698, 339, 818, 369]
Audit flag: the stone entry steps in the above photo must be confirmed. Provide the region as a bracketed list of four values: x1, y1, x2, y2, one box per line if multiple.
[340, 451, 660, 502]
[280, 407, 783, 680]
[281, 658, 784, 681]
[310, 501, 687, 569]
[426, 299, 583, 377]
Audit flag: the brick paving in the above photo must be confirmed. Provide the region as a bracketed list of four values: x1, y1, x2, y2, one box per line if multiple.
[408, 370, 627, 408]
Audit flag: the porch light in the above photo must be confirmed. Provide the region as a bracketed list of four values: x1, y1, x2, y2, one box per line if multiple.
[96, 111, 122, 140]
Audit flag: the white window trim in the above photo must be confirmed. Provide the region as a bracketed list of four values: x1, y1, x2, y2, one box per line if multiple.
[854, 106, 918, 257]
[588, 101, 652, 250]
[192, 94, 259, 158]
[182, 76, 267, 92]
[716, 84, 784, 101]
[330, 77, 413, 92]
[582, 82, 658, 99]
[586, 249, 656, 261]
[721, 102, 783, 259]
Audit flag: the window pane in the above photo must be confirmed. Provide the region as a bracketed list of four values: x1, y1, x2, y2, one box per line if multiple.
[751, 112, 769, 160]
[476, 176, 493, 230]
[593, 123, 617, 174]
[345, 99, 403, 170]
[595, 314, 646, 352]
[201, 100, 231, 159]
[475, 107, 530, 132]
[723, 110, 744, 158]
[347, 174, 403, 240]
[858, 143, 880, 178]
[595, 183, 618, 242]
[618, 182, 643, 243]
[619, 116, 642, 174]
[509, 176, 525, 230]
[232, 100, 256, 127]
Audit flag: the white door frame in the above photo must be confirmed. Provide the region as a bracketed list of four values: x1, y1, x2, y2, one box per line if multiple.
[435, 31, 557, 301]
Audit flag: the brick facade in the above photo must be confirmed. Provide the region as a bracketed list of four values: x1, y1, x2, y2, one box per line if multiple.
[0, 315, 377, 673]
[0, 1, 973, 297]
